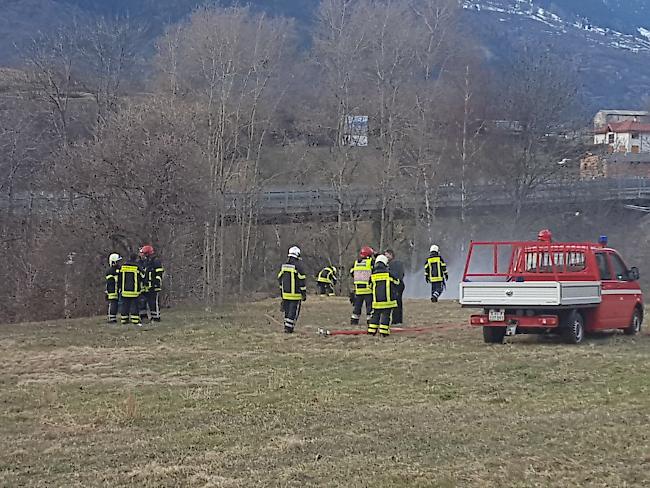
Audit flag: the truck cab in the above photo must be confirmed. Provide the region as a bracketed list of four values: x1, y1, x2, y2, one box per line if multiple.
[459, 231, 643, 344]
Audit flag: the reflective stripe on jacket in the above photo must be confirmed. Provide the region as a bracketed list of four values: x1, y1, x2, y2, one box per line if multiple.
[371, 269, 400, 309]
[350, 258, 373, 295]
[105, 266, 119, 300]
[278, 261, 306, 301]
[317, 267, 336, 284]
[425, 255, 447, 283]
[119, 264, 144, 298]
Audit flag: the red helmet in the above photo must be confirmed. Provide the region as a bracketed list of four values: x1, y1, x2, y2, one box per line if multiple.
[359, 246, 374, 258]
[537, 229, 552, 243]
[139, 245, 155, 257]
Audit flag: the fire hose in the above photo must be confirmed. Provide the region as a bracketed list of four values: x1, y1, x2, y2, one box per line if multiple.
[318, 324, 464, 336]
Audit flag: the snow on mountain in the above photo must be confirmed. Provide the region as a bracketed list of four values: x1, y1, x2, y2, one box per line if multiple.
[463, 0, 650, 109]
[463, 0, 650, 53]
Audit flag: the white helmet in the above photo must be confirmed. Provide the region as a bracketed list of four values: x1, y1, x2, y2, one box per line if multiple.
[430, 245, 439, 253]
[109, 253, 122, 266]
[375, 254, 389, 266]
[288, 246, 301, 259]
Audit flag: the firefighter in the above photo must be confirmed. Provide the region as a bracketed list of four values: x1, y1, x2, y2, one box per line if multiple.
[367, 254, 401, 337]
[349, 246, 375, 325]
[277, 246, 307, 334]
[138, 245, 165, 322]
[316, 265, 337, 296]
[105, 253, 122, 323]
[425, 244, 448, 302]
[384, 249, 405, 326]
[119, 253, 145, 326]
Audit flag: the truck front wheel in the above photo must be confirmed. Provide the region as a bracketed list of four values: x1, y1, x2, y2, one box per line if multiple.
[562, 310, 585, 344]
[624, 309, 642, 336]
[483, 326, 506, 344]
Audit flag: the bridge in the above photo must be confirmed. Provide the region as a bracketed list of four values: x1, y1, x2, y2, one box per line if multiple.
[4, 178, 650, 224]
[227, 177, 650, 224]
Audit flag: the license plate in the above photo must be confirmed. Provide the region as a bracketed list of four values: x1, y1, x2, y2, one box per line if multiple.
[489, 309, 505, 322]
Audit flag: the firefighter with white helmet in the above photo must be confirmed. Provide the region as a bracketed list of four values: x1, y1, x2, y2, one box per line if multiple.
[367, 254, 401, 337]
[425, 244, 448, 302]
[277, 246, 307, 333]
[105, 253, 122, 323]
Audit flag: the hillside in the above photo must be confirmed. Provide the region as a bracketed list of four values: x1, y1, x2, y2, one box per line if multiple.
[1, 298, 649, 486]
[464, 0, 650, 108]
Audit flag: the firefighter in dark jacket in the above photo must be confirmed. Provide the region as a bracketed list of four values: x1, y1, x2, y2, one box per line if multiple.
[119, 254, 146, 326]
[349, 246, 375, 325]
[105, 253, 122, 323]
[316, 265, 337, 296]
[138, 245, 165, 322]
[277, 246, 307, 334]
[425, 244, 448, 302]
[384, 249, 405, 326]
[367, 254, 401, 337]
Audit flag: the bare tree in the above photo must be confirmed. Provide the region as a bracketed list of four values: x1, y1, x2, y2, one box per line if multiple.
[156, 6, 295, 304]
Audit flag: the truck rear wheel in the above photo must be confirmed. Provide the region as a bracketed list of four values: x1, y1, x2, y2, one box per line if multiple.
[483, 326, 506, 344]
[624, 309, 642, 336]
[562, 310, 585, 344]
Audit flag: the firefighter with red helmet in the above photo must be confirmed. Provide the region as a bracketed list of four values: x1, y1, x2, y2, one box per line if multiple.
[138, 244, 165, 322]
[349, 246, 375, 325]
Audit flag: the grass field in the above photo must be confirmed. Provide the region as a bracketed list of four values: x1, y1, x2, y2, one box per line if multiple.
[1, 297, 649, 487]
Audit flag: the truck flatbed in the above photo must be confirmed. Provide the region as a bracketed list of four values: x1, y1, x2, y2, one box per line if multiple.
[460, 281, 602, 307]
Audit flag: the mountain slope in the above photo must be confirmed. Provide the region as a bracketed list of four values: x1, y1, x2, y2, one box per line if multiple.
[463, 0, 650, 109]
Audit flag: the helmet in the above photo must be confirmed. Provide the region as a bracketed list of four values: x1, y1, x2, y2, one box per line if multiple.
[360, 246, 375, 258]
[288, 246, 301, 259]
[430, 245, 439, 253]
[109, 253, 122, 266]
[537, 229, 552, 242]
[139, 245, 155, 257]
[375, 254, 389, 266]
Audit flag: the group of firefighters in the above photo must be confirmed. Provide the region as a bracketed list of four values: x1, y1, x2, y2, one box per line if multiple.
[105, 245, 165, 326]
[277, 245, 448, 335]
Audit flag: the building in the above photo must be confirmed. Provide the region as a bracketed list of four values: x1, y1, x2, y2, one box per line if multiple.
[594, 120, 650, 154]
[593, 110, 650, 130]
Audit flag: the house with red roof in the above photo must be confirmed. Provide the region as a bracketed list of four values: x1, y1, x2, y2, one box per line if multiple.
[594, 120, 650, 154]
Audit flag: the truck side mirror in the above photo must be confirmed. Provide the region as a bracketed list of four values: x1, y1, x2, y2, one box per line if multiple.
[629, 267, 640, 281]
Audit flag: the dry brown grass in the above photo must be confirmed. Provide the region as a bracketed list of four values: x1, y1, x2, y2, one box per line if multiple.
[0, 297, 649, 487]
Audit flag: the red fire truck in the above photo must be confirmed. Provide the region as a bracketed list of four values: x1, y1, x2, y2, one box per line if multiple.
[460, 230, 643, 344]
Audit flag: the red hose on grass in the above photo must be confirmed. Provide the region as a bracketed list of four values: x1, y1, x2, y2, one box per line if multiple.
[318, 324, 465, 336]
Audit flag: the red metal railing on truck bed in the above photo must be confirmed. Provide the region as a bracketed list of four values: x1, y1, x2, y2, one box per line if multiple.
[463, 241, 602, 282]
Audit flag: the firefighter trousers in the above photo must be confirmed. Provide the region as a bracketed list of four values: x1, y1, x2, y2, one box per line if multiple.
[282, 299, 301, 333]
[107, 299, 118, 323]
[139, 291, 161, 321]
[431, 282, 444, 302]
[317, 282, 335, 296]
[121, 296, 141, 325]
[351, 293, 373, 324]
[391, 282, 405, 325]
[368, 308, 394, 336]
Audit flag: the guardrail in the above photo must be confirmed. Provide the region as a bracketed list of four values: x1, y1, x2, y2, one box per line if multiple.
[4, 178, 650, 222]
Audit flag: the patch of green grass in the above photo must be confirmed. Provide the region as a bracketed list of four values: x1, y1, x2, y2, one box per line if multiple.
[0, 297, 649, 487]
